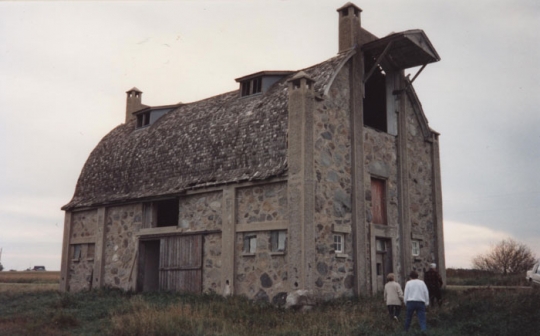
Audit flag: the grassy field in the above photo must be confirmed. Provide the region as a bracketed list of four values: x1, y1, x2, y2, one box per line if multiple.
[0, 271, 60, 293]
[1, 271, 538, 335]
[446, 268, 528, 287]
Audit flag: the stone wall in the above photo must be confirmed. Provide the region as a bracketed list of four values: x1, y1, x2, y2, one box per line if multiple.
[103, 204, 143, 290]
[312, 64, 355, 299]
[179, 192, 223, 230]
[234, 183, 289, 301]
[406, 100, 436, 273]
[364, 127, 400, 284]
[70, 210, 97, 240]
[68, 244, 95, 292]
[67, 210, 97, 291]
[177, 192, 224, 292]
[234, 231, 288, 303]
[236, 183, 287, 224]
[203, 233, 222, 293]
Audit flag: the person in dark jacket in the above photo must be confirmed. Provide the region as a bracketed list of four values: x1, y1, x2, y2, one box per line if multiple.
[424, 263, 443, 307]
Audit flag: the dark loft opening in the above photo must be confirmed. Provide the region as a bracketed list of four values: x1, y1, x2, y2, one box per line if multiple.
[156, 199, 179, 227]
[363, 59, 387, 132]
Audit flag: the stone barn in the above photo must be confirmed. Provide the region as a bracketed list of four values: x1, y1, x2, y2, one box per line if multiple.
[60, 2, 445, 300]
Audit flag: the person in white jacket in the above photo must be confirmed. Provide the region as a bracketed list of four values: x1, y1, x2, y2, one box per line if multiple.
[384, 273, 404, 321]
[403, 270, 429, 332]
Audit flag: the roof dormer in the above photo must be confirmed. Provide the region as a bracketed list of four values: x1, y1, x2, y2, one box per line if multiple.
[235, 71, 294, 97]
[134, 103, 181, 129]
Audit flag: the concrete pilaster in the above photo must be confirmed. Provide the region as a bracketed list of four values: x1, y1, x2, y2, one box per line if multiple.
[431, 134, 446, 286]
[221, 186, 236, 294]
[350, 50, 369, 295]
[397, 75, 412, 287]
[92, 207, 107, 288]
[287, 72, 315, 291]
[59, 211, 72, 292]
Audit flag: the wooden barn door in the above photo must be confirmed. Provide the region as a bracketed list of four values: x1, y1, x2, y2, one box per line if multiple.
[159, 235, 203, 293]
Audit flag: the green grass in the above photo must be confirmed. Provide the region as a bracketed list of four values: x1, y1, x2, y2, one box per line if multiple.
[446, 268, 528, 287]
[1, 288, 539, 335]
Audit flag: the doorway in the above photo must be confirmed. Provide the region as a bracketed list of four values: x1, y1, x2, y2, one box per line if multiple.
[137, 235, 203, 292]
[375, 238, 393, 291]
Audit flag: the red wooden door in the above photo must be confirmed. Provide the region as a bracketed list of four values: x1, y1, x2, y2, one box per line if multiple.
[371, 178, 387, 224]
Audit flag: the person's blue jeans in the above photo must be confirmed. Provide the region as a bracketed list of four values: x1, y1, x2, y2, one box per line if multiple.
[405, 301, 426, 331]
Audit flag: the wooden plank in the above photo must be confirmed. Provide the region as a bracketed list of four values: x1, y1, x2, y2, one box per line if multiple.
[371, 178, 387, 224]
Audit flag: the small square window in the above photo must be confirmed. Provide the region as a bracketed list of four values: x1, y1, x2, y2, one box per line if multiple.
[333, 234, 344, 254]
[72, 244, 82, 261]
[376, 239, 387, 252]
[411, 240, 420, 256]
[271, 231, 287, 252]
[243, 234, 257, 254]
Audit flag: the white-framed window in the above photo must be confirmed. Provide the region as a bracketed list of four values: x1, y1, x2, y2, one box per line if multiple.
[243, 234, 257, 254]
[333, 234, 344, 254]
[270, 230, 287, 252]
[411, 240, 420, 256]
[72, 244, 82, 261]
[376, 239, 387, 252]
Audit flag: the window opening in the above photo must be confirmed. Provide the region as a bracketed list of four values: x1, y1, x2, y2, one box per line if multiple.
[363, 58, 387, 132]
[377, 262, 382, 275]
[253, 77, 262, 94]
[241, 78, 263, 97]
[371, 178, 387, 224]
[243, 234, 257, 254]
[137, 112, 150, 128]
[333, 234, 344, 254]
[156, 199, 179, 227]
[271, 230, 287, 252]
[376, 239, 387, 252]
[72, 244, 82, 261]
[411, 240, 420, 256]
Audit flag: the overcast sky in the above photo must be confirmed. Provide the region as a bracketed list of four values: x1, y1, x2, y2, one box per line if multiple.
[0, 0, 538, 271]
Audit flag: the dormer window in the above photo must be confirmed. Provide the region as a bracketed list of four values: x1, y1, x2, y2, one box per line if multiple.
[236, 71, 294, 98]
[241, 77, 262, 97]
[137, 111, 151, 128]
[134, 105, 178, 129]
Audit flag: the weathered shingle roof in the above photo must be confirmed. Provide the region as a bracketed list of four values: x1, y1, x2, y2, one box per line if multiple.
[63, 51, 354, 210]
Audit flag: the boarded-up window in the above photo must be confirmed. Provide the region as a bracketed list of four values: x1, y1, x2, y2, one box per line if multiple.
[371, 178, 387, 224]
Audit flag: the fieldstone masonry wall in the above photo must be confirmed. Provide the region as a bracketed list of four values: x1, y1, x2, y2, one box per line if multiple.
[70, 210, 97, 240]
[178, 192, 224, 292]
[103, 204, 143, 290]
[363, 127, 400, 282]
[236, 183, 287, 224]
[312, 65, 355, 299]
[406, 100, 436, 273]
[67, 210, 97, 291]
[178, 192, 223, 230]
[234, 183, 289, 302]
[203, 233, 222, 293]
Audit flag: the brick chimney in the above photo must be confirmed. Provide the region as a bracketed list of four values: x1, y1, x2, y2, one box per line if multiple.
[125, 87, 143, 123]
[337, 2, 362, 53]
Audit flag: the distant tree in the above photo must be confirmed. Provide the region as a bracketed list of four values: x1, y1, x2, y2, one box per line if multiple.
[472, 238, 536, 275]
[0, 262, 3, 272]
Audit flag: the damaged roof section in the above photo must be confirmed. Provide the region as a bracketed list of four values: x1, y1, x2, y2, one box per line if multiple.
[362, 29, 440, 71]
[63, 52, 352, 210]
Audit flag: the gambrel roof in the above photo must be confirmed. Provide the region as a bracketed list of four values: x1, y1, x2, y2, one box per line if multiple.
[63, 51, 355, 210]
